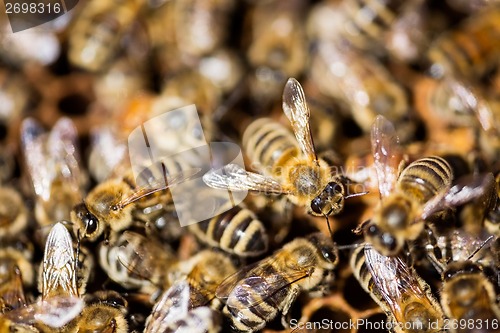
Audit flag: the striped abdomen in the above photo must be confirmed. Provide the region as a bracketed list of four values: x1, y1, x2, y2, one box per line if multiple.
[427, 9, 500, 79]
[349, 246, 385, 309]
[397, 156, 453, 204]
[188, 205, 269, 257]
[242, 118, 300, 176]
[223, 276, 297, 332]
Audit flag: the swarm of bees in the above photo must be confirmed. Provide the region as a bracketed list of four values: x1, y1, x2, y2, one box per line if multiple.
[0, 0, 499, 332]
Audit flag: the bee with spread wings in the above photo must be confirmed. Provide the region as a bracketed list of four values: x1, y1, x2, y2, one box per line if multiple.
[351, 244, 445, 333]
[204, 78, 364, 235]
[362, 115, 496, 256]
[215, 232, 338, 332]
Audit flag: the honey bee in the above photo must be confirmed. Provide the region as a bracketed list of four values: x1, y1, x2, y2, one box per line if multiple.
[187, 193, 269, 257]
[0, 296, 84, 331]
[168, 250, 237, 309]
[144, 280, 222, 333]
[485, 173, 500, 236]
[71, 164, 199, 242]
[21, 117, 85, 242]
[98, 231, 177, 299]
[215, 232, 338, 332]
[66, 291, 129, 333]
[246, 0, 308, 106]
[204, 78, 365, 235]
[67, 0, 144, 72]
[0, 238, 34, 312]
[38, 222, 79, 300]
[174, 0, 235, 59]
[363, 115, 496, 256]
[425, 233, 500, 333]
[427, 7, 500, 80]
[0, 187, 28, 240]
[350, 244, 445, 333]
[309, 40, 409, 134]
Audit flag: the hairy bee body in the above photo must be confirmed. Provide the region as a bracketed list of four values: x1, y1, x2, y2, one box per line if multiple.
[188, 203, 268, 257]
[427, 8, 500, 79]
[350, 244, 445, 333]
[217, 232, 338, 332]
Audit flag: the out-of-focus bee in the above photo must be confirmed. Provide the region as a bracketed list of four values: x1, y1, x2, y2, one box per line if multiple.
[0, 238, 33, 312]
[485, 173, 500, 236]
[362, 115, 495, 256]
[215, 232, 339, 332]
[187, 192, 269, 257]
[307, 0, 429, 63]
[66, 290, 129, 333]
[168, 250, 237, 309]
[350, 244, 445, 333]
[71, 164, 199, 242]
[144, 280, 222, 333]
[309, 40, 409, 135]
[21, 117, 85, 243]
[427, 7, 500, 80]
[204, 78, 365, 235]
[99, 231, 177, 299]
[446, 0, 500, 12]
[174, 0, 235, 59]
[38, 222, 78, 300]
[0, 187, 28, 240]
[246, 0, 308, 106]
[68, 0, 144, 72]
[0, 296, 84, 331]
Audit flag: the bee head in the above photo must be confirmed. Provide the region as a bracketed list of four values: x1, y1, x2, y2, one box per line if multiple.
[310, 182, 345, 216]
[364, 223, 401, 256]
[71, 203, 101, 241]
[443, 261, 481, 281]
[307, 232, 339, 267]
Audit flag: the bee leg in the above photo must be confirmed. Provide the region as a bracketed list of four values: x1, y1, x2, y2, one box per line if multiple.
[280, 286, 300, 328]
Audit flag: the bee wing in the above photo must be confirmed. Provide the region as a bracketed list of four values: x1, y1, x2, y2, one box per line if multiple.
[282, 78, 318, 163]
[3, 296, 84, 328]
[144, 280, 190, 333]
[116, 168, 201, 208]
[364, 246, 430, 323]
[47, 117, 82, 190]
[203, 164, 290, 194]
[41, 223, 78, 299]
[421, 173, 495, 220]
[370, 115, 402, 199]
[216, 256, 310, 309]
[20, 118, 52, 201]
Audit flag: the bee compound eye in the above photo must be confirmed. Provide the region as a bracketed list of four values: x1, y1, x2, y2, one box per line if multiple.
[85, 213, 99, 236]
[311, 197, 323, 215]
[366, 224, 379, 237]
[381, 233, 397, 252]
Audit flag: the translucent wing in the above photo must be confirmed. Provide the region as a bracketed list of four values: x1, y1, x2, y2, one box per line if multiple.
[20, 118, 51, 201]
[41, 223, 78, 299]
[364, 245, 434, 323]
[421, 173, 496, 220]
[282, 78, 318, 163]
[116, 168, 201, 208]
[371, 115, 402, 199]
[2, 296, 83, 328]
[203, 164, 289, 194]
[144, 280, 190, 333]
[216, 255, 310, 309]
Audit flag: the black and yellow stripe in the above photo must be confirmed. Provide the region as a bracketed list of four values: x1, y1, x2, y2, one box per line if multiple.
[242, 118, 299, 176]
[397, 156, 453, 203]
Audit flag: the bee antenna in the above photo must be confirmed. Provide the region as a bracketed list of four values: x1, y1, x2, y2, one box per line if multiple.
[344, 190, 369, 199]
[324, 214, 334, 240]
[337, 243, 364, 250]
[467, 235, 494, 261]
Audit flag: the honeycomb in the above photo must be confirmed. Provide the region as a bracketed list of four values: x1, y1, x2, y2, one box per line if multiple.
[0, 0, 499, 332]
